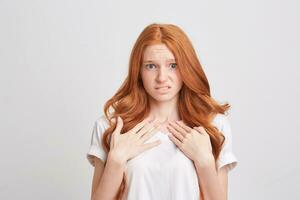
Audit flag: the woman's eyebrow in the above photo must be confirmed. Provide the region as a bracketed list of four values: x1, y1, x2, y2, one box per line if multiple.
[143, 59, 176, 63]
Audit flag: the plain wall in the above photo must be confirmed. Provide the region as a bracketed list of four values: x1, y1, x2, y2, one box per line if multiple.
[0, 0, 299, 199]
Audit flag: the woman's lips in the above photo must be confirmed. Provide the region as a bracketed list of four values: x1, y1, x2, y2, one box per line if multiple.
[155, 85, 171, 89]
[156, 86, 170, 89]
[155, 86, 171, 93]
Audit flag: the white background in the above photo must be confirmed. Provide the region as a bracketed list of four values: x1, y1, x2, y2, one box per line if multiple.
[0, 0, 299, 199]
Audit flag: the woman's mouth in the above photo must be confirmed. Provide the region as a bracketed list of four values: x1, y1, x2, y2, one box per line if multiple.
[155, 86, 171, 93]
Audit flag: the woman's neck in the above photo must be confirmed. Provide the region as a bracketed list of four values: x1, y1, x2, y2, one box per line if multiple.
[148, 97, 181, 123]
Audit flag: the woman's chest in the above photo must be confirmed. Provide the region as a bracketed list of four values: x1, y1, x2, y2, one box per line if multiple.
[124, 132, 197, 177]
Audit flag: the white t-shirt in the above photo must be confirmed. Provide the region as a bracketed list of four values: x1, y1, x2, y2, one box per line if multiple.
[87, 113, 238, 200]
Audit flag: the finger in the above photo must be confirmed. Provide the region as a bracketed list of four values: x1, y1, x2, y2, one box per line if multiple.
[168, 133, 182, 147]
[114, 116, 123, 136]
[139, 140, 161, 152]
[136, 118, 160, 137]
[109, 132, 114, 147]
[168, 121, 188, 137]
[130, 117, 154, 134]
[140, 123, 162, 143]
[175, 120, 193, 133]
[167, 124, 185, 142]
[193, 126, 206, 134]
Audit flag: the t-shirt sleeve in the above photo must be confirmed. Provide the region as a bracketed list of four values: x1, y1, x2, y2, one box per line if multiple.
[86, 116, 109, 167]
[213, 114, 238, 172]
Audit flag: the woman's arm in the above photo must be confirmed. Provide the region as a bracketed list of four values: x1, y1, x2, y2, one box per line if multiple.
[91, 158, 105, 198]
[194, 155, 228, 200]
[90, 116, 161, 200]
[91, 153, 126, 200]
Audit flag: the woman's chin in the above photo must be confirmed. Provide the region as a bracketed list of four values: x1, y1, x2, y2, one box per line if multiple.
[151, 94, 178, 103]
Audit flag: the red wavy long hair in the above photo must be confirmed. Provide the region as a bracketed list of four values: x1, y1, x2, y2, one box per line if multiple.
[101, 23, 230, 199]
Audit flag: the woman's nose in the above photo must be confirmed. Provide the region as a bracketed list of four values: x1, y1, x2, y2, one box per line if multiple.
[156, 68, 168, 82]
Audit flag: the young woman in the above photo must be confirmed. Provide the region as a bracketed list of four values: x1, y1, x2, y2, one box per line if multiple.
[87, 23, 238, 200]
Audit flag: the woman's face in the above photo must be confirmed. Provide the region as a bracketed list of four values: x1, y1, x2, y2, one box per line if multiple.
[140, 43, 183, 102]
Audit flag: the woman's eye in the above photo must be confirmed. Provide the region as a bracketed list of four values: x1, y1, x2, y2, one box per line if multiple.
[145, 64, 156, 69]
[170, 63, 177, 69]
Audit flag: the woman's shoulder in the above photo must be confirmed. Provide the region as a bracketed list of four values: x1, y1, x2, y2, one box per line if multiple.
[211, 113, 230, 131]
[94, 114, 110, 129]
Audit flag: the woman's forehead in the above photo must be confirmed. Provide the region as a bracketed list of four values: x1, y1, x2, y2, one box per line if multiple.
[143, 44, 175, 61]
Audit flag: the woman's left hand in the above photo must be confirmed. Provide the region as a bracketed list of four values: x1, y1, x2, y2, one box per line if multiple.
[167, 120, 215, 166]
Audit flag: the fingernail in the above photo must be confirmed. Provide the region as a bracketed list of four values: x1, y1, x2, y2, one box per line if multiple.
[149, 116, 156, 122]
[155, 123, 161, 128]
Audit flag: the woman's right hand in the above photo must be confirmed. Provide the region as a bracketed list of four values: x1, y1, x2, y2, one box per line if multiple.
[108, 116, 162, 165]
